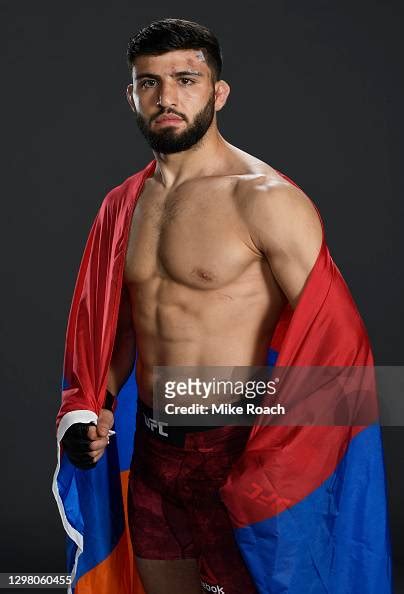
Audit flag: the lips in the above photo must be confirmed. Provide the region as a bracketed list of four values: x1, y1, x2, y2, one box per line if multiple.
[155, 115, 183, 123]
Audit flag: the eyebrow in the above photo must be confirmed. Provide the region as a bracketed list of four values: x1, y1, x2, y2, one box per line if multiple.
[135, 70, 204, 81]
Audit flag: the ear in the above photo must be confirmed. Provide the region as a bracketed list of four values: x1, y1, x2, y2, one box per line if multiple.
[214, 80, 231, 112]
[126, 83, 136, 112]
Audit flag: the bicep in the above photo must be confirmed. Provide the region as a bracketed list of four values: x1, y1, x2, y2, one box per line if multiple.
[267, 230, 322, 309]
[249, 185, 323, 310]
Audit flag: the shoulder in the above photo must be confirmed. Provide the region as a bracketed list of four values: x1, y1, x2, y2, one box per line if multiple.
[235, 172, 324, 254]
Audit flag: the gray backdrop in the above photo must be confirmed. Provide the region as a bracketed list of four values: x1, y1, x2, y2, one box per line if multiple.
[1, 1, 402, 592]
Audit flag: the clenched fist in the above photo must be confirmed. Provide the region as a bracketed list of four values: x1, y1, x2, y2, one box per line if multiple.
[61, 408, 114, 470]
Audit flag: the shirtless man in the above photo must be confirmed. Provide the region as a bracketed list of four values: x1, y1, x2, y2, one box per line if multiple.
[61, 17, 322, 594]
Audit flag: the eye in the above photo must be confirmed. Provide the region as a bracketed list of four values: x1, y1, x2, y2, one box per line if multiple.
[179, 78, 195, 85]
[140, 79, 157, 89]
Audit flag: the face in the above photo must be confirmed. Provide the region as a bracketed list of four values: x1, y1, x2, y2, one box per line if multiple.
[126, 49, 230, 154]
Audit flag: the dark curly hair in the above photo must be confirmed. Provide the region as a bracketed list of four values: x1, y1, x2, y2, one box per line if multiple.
[127, 18, 223, 83]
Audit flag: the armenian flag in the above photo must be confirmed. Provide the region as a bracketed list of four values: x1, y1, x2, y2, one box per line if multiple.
[53, 159, 392, 593]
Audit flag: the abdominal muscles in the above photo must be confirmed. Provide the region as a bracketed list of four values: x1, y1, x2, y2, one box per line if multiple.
[130, 260, 286, 405]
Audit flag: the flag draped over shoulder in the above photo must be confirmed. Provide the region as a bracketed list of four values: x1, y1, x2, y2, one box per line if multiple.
[53, 160, 156, 594]
[219, 171, 392, 593]
[53, 159, 392, 594]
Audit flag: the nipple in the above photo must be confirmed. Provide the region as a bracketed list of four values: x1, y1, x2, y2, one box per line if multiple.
[191, 267, 215, 282]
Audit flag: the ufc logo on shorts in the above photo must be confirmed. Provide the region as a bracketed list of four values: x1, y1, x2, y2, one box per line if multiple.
[201, 580, 225, 593]
[143, 413, 169, 437]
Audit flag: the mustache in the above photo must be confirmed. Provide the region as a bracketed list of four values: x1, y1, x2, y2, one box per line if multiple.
[151, 109, 187, 123]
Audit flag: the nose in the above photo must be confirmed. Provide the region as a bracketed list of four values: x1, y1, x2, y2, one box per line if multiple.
[157, 80, 178, 108]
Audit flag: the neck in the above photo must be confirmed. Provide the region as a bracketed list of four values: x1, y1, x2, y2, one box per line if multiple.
[151, 127, 231, 189]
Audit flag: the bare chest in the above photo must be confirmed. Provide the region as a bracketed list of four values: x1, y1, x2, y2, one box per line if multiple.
[124, 179, 260, 290]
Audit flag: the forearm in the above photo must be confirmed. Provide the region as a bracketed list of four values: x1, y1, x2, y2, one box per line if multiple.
[106, 333, 137, 398]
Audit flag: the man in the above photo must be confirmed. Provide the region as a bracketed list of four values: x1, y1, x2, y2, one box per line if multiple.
[56, 17, 392, 594]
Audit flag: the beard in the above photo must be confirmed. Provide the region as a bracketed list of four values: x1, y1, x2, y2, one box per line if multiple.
[135, 91, 216, 154]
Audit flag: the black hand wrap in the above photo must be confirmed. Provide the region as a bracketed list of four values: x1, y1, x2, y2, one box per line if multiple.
[61, 421, 97, 470]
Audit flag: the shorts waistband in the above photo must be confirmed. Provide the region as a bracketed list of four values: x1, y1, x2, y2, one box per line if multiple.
[136, 398, 231, 447]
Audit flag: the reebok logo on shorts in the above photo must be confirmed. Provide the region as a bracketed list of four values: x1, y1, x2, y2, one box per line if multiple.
[201, 579, 225, 593]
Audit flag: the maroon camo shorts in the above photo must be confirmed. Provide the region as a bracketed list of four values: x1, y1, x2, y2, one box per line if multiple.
[127, 399, 258, 594]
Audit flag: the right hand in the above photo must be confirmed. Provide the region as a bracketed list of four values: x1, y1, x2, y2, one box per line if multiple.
[61, 409, 114, 470]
